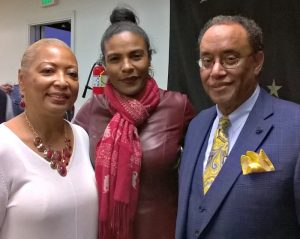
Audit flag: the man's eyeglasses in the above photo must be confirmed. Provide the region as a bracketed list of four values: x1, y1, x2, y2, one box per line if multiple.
[198, 52, 254, 70]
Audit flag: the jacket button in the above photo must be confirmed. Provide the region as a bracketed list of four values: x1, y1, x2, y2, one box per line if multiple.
[195, 230, 200, 237]
[199, 206, 206, 212]
[256, 127, 263, 134]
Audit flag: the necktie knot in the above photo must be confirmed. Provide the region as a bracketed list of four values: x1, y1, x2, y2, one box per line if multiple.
[218, 116, 230, 132]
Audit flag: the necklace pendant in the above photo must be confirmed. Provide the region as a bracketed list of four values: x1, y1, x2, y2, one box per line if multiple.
[63, 147, 71, 158]
[57, 163, 67, 177]
[50, 160, 58, 169]
[34, 137, 42, 146]
[25, 112, 71, 177]
[37, 143, 45, 152]
[34, 137, 46, 152]
[53, 151, 62, 161]
[43, 149, 53, 160]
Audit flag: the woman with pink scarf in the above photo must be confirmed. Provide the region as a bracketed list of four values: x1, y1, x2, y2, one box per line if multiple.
[74, 6, 195, 239]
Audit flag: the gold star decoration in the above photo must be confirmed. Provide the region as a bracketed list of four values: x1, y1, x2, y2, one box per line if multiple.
[267, 79, 282, 97]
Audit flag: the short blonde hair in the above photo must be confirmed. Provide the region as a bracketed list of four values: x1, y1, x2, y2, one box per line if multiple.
[20, 38, 70, 71]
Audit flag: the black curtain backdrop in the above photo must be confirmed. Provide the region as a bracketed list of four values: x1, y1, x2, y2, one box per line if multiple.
[168, 0, 300, 112]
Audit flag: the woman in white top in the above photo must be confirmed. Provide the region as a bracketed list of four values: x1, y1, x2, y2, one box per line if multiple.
[0, 38, 98, 239]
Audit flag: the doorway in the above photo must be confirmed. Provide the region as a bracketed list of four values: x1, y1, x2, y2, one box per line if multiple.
[28, 11, 75, 50]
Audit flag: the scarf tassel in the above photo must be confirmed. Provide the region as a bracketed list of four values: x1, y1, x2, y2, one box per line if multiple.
[101, 202, 132, 239]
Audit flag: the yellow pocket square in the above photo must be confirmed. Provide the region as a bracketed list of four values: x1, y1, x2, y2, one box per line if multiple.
[240, 149, 275, 175]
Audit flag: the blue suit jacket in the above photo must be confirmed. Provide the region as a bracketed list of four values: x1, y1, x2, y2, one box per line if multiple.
[176, 89, 300, 239]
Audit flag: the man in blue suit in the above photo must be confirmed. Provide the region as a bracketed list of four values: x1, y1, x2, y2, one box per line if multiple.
[176, 15, 300, 238]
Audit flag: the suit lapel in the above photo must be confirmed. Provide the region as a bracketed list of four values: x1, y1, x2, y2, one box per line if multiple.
[197, 89, 274, 235]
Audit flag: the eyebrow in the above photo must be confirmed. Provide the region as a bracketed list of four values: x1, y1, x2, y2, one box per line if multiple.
[130, 49, 144, 53]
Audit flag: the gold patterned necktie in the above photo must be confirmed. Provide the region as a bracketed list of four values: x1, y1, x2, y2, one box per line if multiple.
[203, 116, 230, 194]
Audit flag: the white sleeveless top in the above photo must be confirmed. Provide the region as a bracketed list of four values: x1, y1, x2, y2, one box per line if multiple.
[0, 123, 98, 239]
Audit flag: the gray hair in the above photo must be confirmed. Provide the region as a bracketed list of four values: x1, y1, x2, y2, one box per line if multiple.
[198, 15, 264, 53]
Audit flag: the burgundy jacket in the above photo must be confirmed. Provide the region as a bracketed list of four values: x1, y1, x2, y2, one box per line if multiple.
[73, 89, 195, 239]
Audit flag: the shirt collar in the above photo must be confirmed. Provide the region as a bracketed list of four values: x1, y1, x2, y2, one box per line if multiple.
[216, 84, 260, 125]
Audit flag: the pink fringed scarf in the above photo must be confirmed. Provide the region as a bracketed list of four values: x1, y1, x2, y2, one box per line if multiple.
[95, 77, 160, 239]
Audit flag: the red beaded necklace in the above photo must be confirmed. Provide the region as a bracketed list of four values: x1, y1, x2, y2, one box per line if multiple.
[25, 112, 72, 177]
